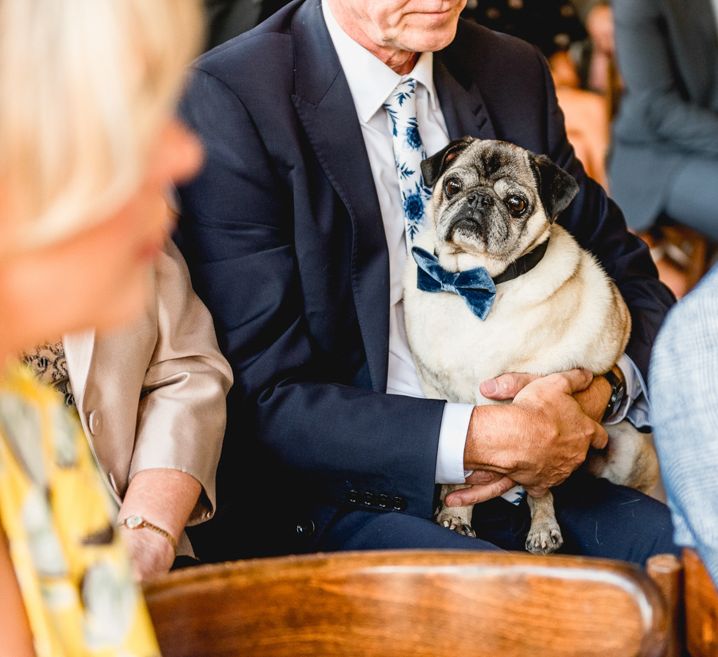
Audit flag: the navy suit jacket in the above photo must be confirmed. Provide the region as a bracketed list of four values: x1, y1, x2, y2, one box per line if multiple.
[178, 0, 673, 561]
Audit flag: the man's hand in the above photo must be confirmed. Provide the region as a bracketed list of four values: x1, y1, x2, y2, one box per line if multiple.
[586, 4, 615, 56]
[444, 470, 516, 508]
[465, 369, 608, 497]
[480, 369, 612, 422]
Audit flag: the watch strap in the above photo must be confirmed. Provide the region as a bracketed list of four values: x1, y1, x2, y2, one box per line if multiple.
[118, 514, 177, 550]
[601, 365, 626, 423]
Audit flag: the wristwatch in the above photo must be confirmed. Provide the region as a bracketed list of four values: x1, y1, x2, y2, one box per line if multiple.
[601, 365, 626, 423]
[118, 514, 177, 550]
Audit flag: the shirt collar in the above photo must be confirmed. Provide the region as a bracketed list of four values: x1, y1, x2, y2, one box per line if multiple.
[321, 0, 439, 124]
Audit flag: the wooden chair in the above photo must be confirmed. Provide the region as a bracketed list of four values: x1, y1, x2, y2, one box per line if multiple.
[143, 550, 670, 657]
[683, 549, 718, 657]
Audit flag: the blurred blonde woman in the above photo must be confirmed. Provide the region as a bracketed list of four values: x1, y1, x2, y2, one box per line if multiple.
[8, 0, 233, 583]
[0, 1, 217, 655]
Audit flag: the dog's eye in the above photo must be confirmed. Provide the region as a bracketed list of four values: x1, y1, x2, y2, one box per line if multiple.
[443, 178, 462, 199]
[506, 195, 528, 217]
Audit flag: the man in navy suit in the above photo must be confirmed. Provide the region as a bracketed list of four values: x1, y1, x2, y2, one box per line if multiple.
[202, 0, 292, 50]
[178, 0, 677, 563]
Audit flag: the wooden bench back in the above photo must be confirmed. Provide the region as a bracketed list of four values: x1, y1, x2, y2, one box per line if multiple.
[684, 548, 718, 657]
[144, 550, 669, 657]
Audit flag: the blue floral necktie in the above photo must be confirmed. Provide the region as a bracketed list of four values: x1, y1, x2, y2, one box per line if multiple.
[384, 78, 432, 249]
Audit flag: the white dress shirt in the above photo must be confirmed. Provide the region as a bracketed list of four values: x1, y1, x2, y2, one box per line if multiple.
[321, 0, 648, 487]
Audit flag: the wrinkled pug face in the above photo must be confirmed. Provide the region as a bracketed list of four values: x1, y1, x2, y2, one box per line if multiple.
[420, 137, 579, 270]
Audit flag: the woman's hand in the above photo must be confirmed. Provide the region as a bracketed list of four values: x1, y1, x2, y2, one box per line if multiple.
[117, 468, 202, 581]
[119, 524, 176, 581]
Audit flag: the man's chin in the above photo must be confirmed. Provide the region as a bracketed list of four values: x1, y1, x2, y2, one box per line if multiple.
[398, 18, 459, 52]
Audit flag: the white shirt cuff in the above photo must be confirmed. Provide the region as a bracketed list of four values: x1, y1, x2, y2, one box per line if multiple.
[435, 402, 474, 484]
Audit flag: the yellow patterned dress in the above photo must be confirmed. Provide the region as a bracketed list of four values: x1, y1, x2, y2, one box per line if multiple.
[0, 362, 160, 657]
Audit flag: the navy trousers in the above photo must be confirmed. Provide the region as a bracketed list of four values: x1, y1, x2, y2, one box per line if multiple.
[319, 472, 678, 566]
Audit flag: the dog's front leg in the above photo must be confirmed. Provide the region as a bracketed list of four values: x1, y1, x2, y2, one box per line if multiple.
[435, 484, 477, 537]
[525, 491, 563, 554]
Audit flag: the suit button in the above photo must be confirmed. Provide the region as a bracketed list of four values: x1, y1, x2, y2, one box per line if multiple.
[362, 492, 376, 507]
[296, 520, 315, 538]
[376, 494, 390, 509]
[87, 410, 102, 436]
[391, 496, 407, 512]
[347, 489, 360, 504]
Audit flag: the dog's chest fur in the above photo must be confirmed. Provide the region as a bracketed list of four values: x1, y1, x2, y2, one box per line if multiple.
[403, 225, 628, 405]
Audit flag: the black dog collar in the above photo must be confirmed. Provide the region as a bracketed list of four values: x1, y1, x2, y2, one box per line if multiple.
[492, 238, 550, 286]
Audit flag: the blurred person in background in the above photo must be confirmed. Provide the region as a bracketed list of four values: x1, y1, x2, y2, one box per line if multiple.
[573, 0, 615, 94]
[462, 0, 611, 187]
[0, 0, 206, 654]
[650, 264, 718, 588]
[610, 0, 718, 296]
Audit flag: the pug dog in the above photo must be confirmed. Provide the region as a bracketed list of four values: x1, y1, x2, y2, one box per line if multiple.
[403, 137, 659, 555]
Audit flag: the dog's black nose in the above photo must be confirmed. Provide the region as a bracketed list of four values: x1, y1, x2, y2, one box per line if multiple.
[466, 191, 493, 210]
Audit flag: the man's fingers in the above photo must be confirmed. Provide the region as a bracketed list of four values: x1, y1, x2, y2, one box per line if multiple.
[550, 368, 594, 395]
[480, 372, 538, 400]
[445, 476, 515, 506]
[590, 422, 609, 450]
[464, 470, 504, 485]
[482, 369, 594, 400]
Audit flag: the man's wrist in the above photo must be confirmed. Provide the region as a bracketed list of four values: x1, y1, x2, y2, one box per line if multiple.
[573, 374, 610, 423]
[464, 404, 518, 474]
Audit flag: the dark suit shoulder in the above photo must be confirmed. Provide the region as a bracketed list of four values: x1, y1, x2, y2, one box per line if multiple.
[192, 0, 299, 97]
[440, 19, 551, 147]
[445, 18, 547, 91]
[452, 17, 544, 60]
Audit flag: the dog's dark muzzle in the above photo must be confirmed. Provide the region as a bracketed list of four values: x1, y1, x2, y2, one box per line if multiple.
[447, 215, 482, 239]
[445, 191, 494, 240]
[466, 190, 494, 212]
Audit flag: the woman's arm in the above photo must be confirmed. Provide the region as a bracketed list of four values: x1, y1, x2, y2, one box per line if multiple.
[127, 240, 233, 528]
[118, 468, 201, 580]
[0, 525, 35, 657]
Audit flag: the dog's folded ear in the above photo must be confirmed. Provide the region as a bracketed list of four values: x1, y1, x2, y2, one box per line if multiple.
[530, 154, 580, 222]
[421, 137, 474, 187]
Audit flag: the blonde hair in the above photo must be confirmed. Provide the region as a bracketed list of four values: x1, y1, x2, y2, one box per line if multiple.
[0, 0, 203, 248]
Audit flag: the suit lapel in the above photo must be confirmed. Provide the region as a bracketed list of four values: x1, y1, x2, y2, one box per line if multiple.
[434, 54, 497, 141]
[291, 0, 389, 391]
[62, 329, 95, 414]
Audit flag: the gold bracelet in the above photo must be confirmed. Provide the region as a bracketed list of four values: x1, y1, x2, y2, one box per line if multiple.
[118, 514, 177, 550]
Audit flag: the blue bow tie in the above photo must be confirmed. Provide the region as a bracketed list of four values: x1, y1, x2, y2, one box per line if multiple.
[411, 247, 496, 320]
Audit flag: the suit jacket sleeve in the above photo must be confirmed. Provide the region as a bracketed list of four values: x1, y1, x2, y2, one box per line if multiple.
[613, 0, 718, 156]
[530, 43, 675, 377]
[129, 240, 234, 525]
[177, 68, 445, 519]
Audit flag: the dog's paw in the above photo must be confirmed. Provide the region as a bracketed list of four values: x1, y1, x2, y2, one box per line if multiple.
[525, 522, 563, 555]
[436, 511, 476, 537]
